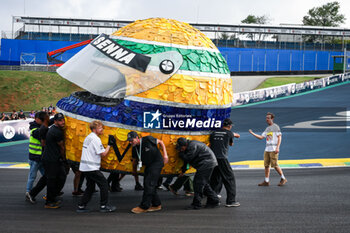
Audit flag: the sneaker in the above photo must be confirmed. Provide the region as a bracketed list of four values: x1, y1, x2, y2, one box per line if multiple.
[225, 202, 240, 207]
[76, 205, 90, 213]
[185, 191, 194, 196]
[205, 202, 220, 208]
[44, 202, 60, 209]
[147, 205, 162, 212]
[110, 186, 123, 192]
[100, 205, 116, 213]
[185, 204, 201, 210]
[278, 178, 287, 186]
[131, 206, 148, 214]
[43, 195, 62, 203]
[43, 192, 64, 200]
[169, 185, 178, 195]
[25, 192, 36, 204]
[162, 183, 170, 191]
[72, 191, 83, 196]
[135, 183, 144, 191]
[258, 181, 270, 186]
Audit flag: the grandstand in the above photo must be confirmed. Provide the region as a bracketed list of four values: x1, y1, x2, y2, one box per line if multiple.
[1, 16, 350, 74]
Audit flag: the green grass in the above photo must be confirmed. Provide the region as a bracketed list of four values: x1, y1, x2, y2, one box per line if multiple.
[0, 70, 82, 112]
[0, 71, 328, 112]
[255, 76, 324, 90]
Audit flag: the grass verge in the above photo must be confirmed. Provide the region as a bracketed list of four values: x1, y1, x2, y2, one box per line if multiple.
[255, 76, 324, 89]
[0, 70, 82, 112]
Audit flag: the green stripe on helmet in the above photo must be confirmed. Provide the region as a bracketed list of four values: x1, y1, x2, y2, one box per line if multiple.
[113, 39, 230, 75]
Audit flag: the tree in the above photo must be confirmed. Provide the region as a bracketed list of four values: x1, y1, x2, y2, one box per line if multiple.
[219, 32, 230, 40]
[219, 32, 237, 40]
[302, 1, 346, 43]
[241, 15, 270, 41]
[241, 15, 269, 25]
[302, 1, 345, 27]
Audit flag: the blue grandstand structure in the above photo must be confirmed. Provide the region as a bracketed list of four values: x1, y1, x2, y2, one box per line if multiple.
[1, 16, 350, 73]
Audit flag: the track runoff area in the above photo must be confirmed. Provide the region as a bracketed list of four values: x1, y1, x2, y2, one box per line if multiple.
[0, 82, 349, 233]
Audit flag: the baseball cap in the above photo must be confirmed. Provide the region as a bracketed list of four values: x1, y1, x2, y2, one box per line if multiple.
[53, 113, 65, 121]
[176, 137, 188, 150]
[127, 131, 139, 141]
[222, 118, 233, 127]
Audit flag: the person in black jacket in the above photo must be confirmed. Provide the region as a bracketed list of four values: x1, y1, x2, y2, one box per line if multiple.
[209, 118, 240, 207]
[41, 113, 67, 209]
[128, 131, 168, 214]
[176, 138, 219, 209]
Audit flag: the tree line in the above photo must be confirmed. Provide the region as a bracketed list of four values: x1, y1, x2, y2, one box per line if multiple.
[219, 1, 346, 43]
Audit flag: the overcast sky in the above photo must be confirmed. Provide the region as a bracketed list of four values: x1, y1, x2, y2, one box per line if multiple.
[2, 0, 350, 33]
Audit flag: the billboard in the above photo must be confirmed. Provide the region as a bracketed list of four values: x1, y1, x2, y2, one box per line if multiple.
[0, 119, 33, 143]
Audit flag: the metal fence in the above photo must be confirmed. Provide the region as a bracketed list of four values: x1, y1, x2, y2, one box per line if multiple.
[0, 65, 57, 72]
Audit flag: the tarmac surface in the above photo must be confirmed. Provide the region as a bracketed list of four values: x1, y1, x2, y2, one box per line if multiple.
[1, 167, 349, 233]
[229, 81, 350, 163]
[0, 78, 349, 232]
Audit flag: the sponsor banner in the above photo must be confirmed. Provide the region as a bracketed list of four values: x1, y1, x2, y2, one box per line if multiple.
[264, 84, 293, 100]
[308, 78, 327, 90]
[0, 119, 32, 143]
[233, 73, 350, 107]
[233, 84, 293, 106]
[327, 75, 341, 86]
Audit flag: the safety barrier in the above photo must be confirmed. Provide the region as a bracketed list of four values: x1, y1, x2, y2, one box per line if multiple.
[232, 72, 350, 106]
[0, 65, 57, 72]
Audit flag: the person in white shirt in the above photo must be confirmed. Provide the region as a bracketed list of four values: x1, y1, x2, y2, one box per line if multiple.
[76, 120, 116, 213]
[249, 112, 287, 186]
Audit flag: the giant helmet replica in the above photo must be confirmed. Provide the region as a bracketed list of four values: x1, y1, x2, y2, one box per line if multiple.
[56, 18, 233, 174]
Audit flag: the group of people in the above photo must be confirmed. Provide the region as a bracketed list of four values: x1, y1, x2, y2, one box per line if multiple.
[25, 111, 287, 214]
[1, 105, 56, 122]
[25, 112, 67, 208]
[1, 109, 27, 121]
[41, 104, 57, 116]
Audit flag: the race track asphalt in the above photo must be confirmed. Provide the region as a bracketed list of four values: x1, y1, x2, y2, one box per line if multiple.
[228, 82, 350, 162]
[0, 167, 349, 233]
[1, 81, 349, 233]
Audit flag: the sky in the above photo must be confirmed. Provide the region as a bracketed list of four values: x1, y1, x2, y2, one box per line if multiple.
[1, 0, 350, 33]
